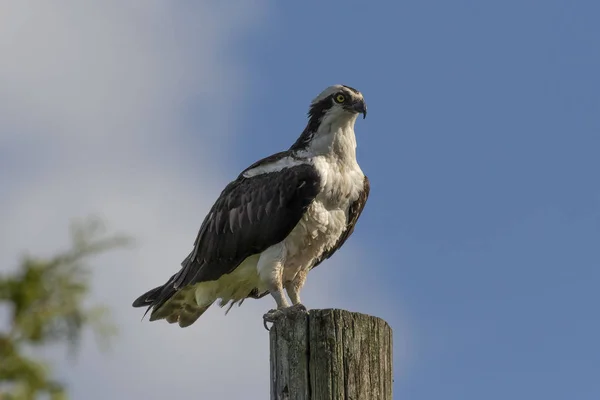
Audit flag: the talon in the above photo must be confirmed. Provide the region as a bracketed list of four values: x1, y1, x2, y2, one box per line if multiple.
[290, 303, 308, 313]
[262, 308, 283, 331]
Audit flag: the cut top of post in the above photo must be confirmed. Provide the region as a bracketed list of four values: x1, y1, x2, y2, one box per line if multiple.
[269, 308, 393, 400]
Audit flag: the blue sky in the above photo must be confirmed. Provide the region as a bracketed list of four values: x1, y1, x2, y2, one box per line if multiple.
[234, 1, 600, 398]
[1, 1, 598, 399]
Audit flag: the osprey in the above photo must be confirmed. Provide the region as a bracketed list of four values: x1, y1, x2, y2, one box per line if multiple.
[132, 84, 370, 328]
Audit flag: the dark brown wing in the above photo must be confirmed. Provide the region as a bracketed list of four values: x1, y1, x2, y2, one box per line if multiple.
[132, 159, 321, 314]
[177, 163, 321, 285]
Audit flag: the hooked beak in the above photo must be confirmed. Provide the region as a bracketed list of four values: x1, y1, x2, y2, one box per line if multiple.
[352, 99, 367, 119]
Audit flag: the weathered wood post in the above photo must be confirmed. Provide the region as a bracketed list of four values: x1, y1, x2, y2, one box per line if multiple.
[269, 308, 393, 400]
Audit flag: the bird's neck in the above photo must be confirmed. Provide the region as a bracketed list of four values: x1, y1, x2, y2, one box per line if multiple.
[293, 114, 359, 166]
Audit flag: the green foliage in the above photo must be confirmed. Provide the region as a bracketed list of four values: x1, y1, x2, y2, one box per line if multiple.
[0, 217, 132, 400]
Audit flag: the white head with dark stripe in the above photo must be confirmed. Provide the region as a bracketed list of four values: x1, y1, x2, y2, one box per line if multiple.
[291, 84, 367, 152]
[309, 84, 367, 122]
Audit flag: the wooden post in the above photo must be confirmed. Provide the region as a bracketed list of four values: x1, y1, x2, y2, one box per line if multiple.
[269, 308, 393, 400]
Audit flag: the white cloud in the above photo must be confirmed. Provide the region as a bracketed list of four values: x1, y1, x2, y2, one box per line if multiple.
[0, 1, 264, 262]
[0, 3, 406, 400]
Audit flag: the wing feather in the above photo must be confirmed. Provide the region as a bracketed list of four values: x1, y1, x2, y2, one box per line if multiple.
[173, 161, 321, 288]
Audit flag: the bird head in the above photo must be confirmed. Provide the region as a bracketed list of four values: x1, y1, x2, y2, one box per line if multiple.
[308, 84, 367, 122]
[289, 84, 367, 153]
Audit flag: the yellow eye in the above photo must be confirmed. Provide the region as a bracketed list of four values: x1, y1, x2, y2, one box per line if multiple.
[335, 94, 346, 103]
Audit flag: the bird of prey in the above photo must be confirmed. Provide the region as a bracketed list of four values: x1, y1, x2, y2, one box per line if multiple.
[132, 84, 370, 328]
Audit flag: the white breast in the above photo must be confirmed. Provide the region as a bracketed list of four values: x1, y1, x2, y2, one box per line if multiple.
[281, 155, 364, 282]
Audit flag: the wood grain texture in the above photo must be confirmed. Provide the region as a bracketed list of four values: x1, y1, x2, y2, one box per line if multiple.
[269, 307, 310, 400]
[269, 309, 393, 400]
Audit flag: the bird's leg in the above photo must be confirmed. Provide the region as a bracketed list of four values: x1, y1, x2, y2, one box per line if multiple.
[258, 249, 292, 330]
[286, 285, 302, 305]
[284, 269, 308, 307]
[271, 287, 291, 309]
[262, 286, 291, 328]
[262, 269, 310, 330]
[262, 289, 290, 330]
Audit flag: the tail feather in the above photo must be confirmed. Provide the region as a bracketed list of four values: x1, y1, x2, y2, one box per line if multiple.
[132, 285, 164, 308]
[177, 302, 214, 327]
[132, 280, 214, 327]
